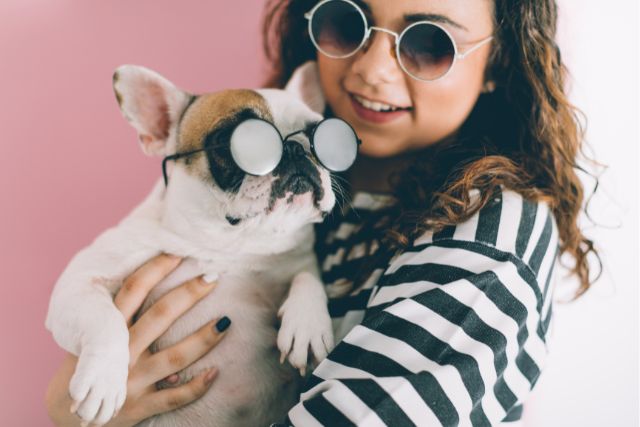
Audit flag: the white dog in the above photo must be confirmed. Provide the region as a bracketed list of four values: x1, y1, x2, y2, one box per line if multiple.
[45, 62, 340, 426]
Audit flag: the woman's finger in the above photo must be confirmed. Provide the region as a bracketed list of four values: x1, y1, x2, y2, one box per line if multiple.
[114, 253, 183, 325]
[133, 368, 218, 422]
[128, 275, 217, 363]
[135, 316, 231, 386]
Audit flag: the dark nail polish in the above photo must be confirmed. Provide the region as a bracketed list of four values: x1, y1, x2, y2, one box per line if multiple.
[215, 316, 231, 333]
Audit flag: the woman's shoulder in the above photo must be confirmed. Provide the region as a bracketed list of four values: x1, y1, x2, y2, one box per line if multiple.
[375, 188, 558, 334]
[406, 188, 559, 280]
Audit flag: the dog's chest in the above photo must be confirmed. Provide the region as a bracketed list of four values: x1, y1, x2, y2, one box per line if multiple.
[137, 254, 303, 348]
[133, 253, 307, 425]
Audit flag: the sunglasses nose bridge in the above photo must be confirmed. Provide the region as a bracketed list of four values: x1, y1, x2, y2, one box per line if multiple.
[368, 26, 399, 45]
[361, 26, 400, 63]
[367, 26, 399, 53]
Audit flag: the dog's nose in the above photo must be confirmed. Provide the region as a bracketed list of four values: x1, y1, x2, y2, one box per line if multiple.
[282, 140, 306, 159]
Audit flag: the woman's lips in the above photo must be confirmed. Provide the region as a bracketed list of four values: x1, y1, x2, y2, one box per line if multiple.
[349, 94, 411, 124]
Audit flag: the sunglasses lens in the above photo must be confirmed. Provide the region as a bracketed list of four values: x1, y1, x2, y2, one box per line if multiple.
[310, 0, 366, 57]
[399, 23, 455, 81]
[313, 118, 358, 172]
[230, 119, 282, 175]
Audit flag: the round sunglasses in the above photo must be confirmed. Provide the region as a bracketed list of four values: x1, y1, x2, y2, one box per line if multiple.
[304, 0, 494, 82]
[162, 117, 361, 186]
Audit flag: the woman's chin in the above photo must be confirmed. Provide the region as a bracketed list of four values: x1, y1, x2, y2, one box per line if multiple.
[358, 138, 408, 158]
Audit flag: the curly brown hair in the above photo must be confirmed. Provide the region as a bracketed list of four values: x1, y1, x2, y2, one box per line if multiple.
[262, 0, 600, 298]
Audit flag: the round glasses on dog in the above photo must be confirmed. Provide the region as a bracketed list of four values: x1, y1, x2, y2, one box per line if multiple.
[162, 117, 361, 186]
[231, 117, 360, 175]
[304, 0, 494, 82]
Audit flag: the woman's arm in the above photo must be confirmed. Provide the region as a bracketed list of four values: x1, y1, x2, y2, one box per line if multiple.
[45, 254, 230, 427]
[285, 191, 558, 426]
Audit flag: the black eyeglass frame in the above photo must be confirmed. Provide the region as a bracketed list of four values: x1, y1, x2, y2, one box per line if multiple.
[161, 117, 362, 186]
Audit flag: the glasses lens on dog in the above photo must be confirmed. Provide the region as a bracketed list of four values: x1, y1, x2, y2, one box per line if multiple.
[230, 119, 283, 176]
[312, 118, 358, 172]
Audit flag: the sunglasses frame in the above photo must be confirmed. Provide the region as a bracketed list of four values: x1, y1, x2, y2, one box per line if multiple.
[304, 0, 494, 82]
[162, 117, 361, 186]
[293, 117, 362, 172]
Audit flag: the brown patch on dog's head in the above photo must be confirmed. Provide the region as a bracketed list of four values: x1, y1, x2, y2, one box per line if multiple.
[178, 89, 272, 152]
[175, 89, 273, 184]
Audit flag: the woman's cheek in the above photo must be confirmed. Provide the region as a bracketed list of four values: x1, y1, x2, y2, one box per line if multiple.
[410, 84, 481, 145]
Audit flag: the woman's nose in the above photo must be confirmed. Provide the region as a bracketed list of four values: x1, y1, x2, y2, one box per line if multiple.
[350, 30, 403, 86]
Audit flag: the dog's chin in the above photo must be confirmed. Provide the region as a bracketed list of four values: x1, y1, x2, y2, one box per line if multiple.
[223, 170, 335, 227]
[265, 188, 336, 222]
[267, 191, 328, 221]
[223, 191, 331, 227]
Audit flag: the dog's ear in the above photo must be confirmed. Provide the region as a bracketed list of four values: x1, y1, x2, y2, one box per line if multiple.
[113, 65, 193, 156]
[285, 60, 326, 114]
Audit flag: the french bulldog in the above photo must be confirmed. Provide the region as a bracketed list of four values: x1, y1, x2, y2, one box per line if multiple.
[45, 61, 338, 427]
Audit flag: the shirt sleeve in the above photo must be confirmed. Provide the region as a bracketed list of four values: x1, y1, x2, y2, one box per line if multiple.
[284, 190, 559, 426]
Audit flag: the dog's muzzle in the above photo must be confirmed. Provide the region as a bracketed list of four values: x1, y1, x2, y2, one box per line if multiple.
[269, 140, 325, 206]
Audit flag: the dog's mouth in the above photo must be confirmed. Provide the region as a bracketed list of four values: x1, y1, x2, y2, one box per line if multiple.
[283, 174, 318, 194]
[223, 166, 329, 226]
[277, 170, 323, 202]
[225, 211, 260, 225]
[260, 164, 326, 215]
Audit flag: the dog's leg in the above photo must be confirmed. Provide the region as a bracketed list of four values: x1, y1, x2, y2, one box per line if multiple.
[45, 182, 166, 425]
[276, 261, 335, 376]
[45, 220, 163, 425]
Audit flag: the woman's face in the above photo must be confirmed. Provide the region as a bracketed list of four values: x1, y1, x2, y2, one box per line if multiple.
[316, 0, 495, 158]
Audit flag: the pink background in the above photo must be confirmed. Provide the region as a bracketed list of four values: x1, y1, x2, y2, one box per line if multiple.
[2, 1, 638, 426]
[0, 1, 267, 425]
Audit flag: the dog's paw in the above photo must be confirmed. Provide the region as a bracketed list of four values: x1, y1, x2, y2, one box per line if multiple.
[69, 344, 129, 426]
[277, 294, 334, 376]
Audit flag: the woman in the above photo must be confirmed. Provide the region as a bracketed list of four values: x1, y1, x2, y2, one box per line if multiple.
[46, 0, 598, 425]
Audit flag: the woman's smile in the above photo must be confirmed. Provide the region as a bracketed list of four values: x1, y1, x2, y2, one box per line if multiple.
[348, 92, 413, 124]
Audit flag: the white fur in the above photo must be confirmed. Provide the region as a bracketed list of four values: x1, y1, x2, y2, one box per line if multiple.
[45, 62, 336, 426]
[284, 61, 326, 115]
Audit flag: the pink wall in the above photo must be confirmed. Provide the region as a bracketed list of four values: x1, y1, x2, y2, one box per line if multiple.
[0, 1, 268, 424]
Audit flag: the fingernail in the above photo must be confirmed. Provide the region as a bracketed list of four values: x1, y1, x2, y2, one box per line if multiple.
[214, 316, 231, 333]
[204, 367, 218, 385]
[203, 272, 219, 284]
[167, 373, 179, 383]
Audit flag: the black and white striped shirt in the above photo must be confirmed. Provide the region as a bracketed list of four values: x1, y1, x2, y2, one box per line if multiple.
[284, 187, 558, 426]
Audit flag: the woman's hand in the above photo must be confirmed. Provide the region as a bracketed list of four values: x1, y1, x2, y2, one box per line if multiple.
[45, 253, 230, 427]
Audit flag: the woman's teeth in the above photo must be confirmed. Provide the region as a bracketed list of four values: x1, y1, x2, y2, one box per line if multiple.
[353, 94, 408, 112]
